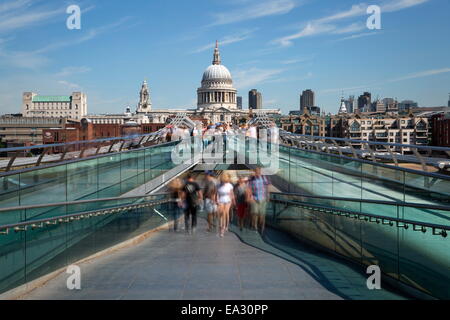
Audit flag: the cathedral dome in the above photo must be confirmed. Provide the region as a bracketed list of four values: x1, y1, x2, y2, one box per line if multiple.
[202, 64, 232, 82]
[197, 41, 237, 111]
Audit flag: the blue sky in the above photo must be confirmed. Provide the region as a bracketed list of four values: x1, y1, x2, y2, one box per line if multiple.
[0, 0, 449, 115]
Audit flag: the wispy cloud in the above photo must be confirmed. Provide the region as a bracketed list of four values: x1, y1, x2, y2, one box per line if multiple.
[331, 22, 366, 34]
[389, 68, 450, 82]
[0, 0, 63, 33]
[233, 67, 285, 88]
[0, 48, 49, 69]
[0, 15, 130, 70]
[315, 4, 367, 24]
[0, 0, 32, 14]
[273, 23, 336, 47]
[335, 31, 380, 41]
[34, 17, 131, 54]
[193, 29, 256, 53]
[381, 0, 430, 12]
[58, 80, 81, 89]
[54, 66, 91, 77]
[272, 0, 430, 47]
[210, 0, 296, 26]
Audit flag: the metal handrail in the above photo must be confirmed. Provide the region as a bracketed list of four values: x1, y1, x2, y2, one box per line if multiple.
[0, 139, 179, 178]
[270, 192, 450, 211]
[280, 131, 450, 153]
[0, 132, 160, 153]
[0, 197, 172, 233]
[0, 192, 170, 213]
[270, 193, 450, 236]
[276, 135, 450, 181]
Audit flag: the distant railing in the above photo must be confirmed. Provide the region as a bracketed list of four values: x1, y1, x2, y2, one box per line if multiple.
[0, 131, 169, 173]
[280, 131, 450, 172]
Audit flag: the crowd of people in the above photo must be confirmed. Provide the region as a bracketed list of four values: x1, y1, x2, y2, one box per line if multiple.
[159, 122, 279, 145]
[168, 168, 271, 237]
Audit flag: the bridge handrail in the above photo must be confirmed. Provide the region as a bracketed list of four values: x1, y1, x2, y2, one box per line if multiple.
[0, 193, 172, 232]
[0, 193, 170, 213]
[0, 132, 160, 153]
[280, 131, 450, 153]
[270, 192, 450, 211]
[270, 192, 450, 234]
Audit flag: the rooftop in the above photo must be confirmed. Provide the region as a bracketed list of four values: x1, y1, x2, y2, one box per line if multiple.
[32, 96, 72, 103]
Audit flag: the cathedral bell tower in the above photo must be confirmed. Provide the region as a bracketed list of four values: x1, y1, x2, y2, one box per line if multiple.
[137, 80, 152, 113]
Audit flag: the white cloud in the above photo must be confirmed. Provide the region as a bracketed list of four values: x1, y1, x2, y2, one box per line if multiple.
[389, 68, 450, 82]
[315, 4, 367, 24]
[272, 0, 430, 47]
[332, 22, 366, 34]
[193, 29, 256, 53]
[55, 66, 91, 77]
[210, 0, 296, 26]
[381, 0, 430, 12]
[335, 31, 380, 41]
[0, 0, 32, 14]
[0, 4, 63, 33]
[58, 80, 81, 89]
[273, 23, 336, 47]
[0, 48, 48, 69]
[233, 67, 284, 89]
[34, 17, 131, 54]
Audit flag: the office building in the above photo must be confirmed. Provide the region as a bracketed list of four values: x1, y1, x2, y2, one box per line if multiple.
[249, 89, 262, 110]
[300, 89, 315, 110]
[358, 92, 371, 111]
[22, 92, 87, 120]
[237, 96, 242, 110]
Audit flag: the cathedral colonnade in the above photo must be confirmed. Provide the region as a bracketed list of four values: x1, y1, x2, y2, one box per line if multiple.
[197, 91, 237, 104]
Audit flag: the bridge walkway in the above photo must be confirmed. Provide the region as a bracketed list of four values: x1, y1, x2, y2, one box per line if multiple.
[20, 219, 406, 300]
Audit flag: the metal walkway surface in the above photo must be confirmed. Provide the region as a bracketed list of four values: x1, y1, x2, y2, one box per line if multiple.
[20, 219, 406, 300]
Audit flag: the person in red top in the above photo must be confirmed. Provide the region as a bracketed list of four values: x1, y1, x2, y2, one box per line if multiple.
[234, 176, 251, 231]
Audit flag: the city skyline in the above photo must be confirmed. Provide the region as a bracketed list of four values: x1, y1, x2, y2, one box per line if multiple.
[0, 0, 449, 115]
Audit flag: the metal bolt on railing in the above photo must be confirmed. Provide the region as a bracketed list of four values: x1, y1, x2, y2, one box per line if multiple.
[0, 228, 9, 235]
[432, 228, 447, 238]
[396, 222, 409, 229]
[413, 225, 427, 233]
[31, 223, 44, 230]
[14, 226, 27, 232]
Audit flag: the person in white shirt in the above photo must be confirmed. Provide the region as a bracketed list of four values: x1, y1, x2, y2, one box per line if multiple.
[247, 125, 257, 139]
[217, 173, 235, 237]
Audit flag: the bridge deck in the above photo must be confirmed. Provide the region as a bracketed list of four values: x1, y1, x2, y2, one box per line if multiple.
[20, 219, 406, 300]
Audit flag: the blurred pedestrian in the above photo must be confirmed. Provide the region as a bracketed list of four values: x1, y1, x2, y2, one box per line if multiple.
[204, 171, 218, 232]
[234, 176, 251, 231]
[248, 167, 271, 234]
[182, 174, 202, 235]
[217, 173, 235, 237]
[168, 178, 184, 232]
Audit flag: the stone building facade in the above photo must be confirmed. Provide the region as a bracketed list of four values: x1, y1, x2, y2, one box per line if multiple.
[22, 92, 87, 120]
